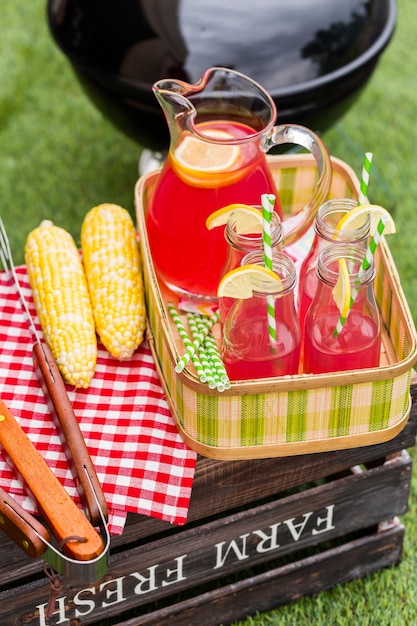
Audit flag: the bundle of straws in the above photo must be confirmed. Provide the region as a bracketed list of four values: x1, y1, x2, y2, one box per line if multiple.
[168, 304, 231, 392]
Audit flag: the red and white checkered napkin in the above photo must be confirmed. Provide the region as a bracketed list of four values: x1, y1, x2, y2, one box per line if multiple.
[0, 267, 197, 535]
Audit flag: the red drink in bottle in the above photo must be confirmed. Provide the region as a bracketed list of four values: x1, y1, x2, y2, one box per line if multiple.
[303, 244, 381, 374]
[220, 250, 301, 381]
[298, 198, 370, 332]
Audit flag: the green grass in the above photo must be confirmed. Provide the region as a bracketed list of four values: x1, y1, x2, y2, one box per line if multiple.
[0, 3, 141, 260]
[2, 1, 417, 625]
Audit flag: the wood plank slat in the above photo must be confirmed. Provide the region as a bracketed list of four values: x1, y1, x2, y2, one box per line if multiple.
[0, 452, 411, 625]
[124, 519, 404, 626]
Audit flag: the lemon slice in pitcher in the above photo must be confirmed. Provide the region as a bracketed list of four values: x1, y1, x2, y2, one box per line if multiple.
[332, 259, 352, 317]
[172, 128, 242, 188]
[336, 203, 396, 234]
[176, 132, 239, 172]
[217, 264, 282, 299]
[206, 204, 264, 233]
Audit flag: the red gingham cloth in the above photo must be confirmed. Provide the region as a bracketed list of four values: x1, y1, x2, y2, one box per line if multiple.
[0, 267, 197, 535]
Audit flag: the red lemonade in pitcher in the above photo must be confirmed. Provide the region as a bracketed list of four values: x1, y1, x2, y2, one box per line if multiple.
[146, 120, 281, 300]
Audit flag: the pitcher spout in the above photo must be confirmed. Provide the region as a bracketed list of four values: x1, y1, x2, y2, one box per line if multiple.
[153, 67, 278, 142]
[152, 78, 198, 141]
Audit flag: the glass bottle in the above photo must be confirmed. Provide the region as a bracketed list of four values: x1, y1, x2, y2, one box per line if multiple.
[298, 198, 370, 330]
[219, 209, 283, 320]
[222, 209, 283, 275]
[220, 249, 301, 381]
[303, 243, 381, 375]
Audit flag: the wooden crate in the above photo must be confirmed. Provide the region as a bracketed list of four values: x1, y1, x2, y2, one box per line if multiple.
[0, 383, 416, 626]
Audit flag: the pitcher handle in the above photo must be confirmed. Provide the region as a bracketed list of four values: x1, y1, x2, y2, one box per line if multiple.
[264, 124, 332, 246]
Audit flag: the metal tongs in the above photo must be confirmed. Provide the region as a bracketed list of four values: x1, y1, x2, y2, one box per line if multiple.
[0, 220, 109, 583]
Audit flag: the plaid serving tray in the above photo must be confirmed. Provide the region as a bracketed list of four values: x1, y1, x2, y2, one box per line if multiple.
[135, 155, 417, 460]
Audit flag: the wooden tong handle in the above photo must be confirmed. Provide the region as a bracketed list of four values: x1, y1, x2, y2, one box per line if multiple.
[33, 342, 108, 525]
[0, 486, 50, 558]
[0, 399, 104, 561]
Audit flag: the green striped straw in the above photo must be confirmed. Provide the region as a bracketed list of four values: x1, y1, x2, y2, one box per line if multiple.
[358, 217, 387, 274]
[192, 314, 231, 391]
[333, 152, 375, 336]
[167, 302, 207, 381]
[261, 193, 277, 345]
[357, 152, 373, 205]
[333, 215, 388, 337]
[187, 313, 217, 389]
[175, 309, 220, 372]
[191, 315, 222, 390]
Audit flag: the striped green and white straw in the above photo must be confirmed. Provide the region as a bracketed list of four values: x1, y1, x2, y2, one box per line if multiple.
[357, 152, 373, 205]
[168, 303, 229, 390]
[174, 308, 220, 373]
[261, 193, 277, 345]
[187, 313, 217, 389]
[191, 313, 231, 391]
[333, 151, 375, 336]
[333, 215, 387, 337]
[168, 302, 207, 381]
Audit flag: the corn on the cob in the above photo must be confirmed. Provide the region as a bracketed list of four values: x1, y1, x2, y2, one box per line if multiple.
[24, 220, 97, 388]
[81, 203, 146, 359]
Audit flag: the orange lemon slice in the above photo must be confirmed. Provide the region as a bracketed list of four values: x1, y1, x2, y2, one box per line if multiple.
[206, 204, 264, 233]
[217, 264, 282, 299]
[336, 203, 396, 234]
[171, 128, 242, 188]
[332, 258, 352, 317]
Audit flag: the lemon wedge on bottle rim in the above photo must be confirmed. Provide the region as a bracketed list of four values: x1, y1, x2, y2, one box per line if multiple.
[332, 258, 352, 318]
[206, 203, 264, 233]
[217, 264, 282, 299]
[336, 203, 396, 234]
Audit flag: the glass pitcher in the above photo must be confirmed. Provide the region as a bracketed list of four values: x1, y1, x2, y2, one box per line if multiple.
[145, 67, 331, 301]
